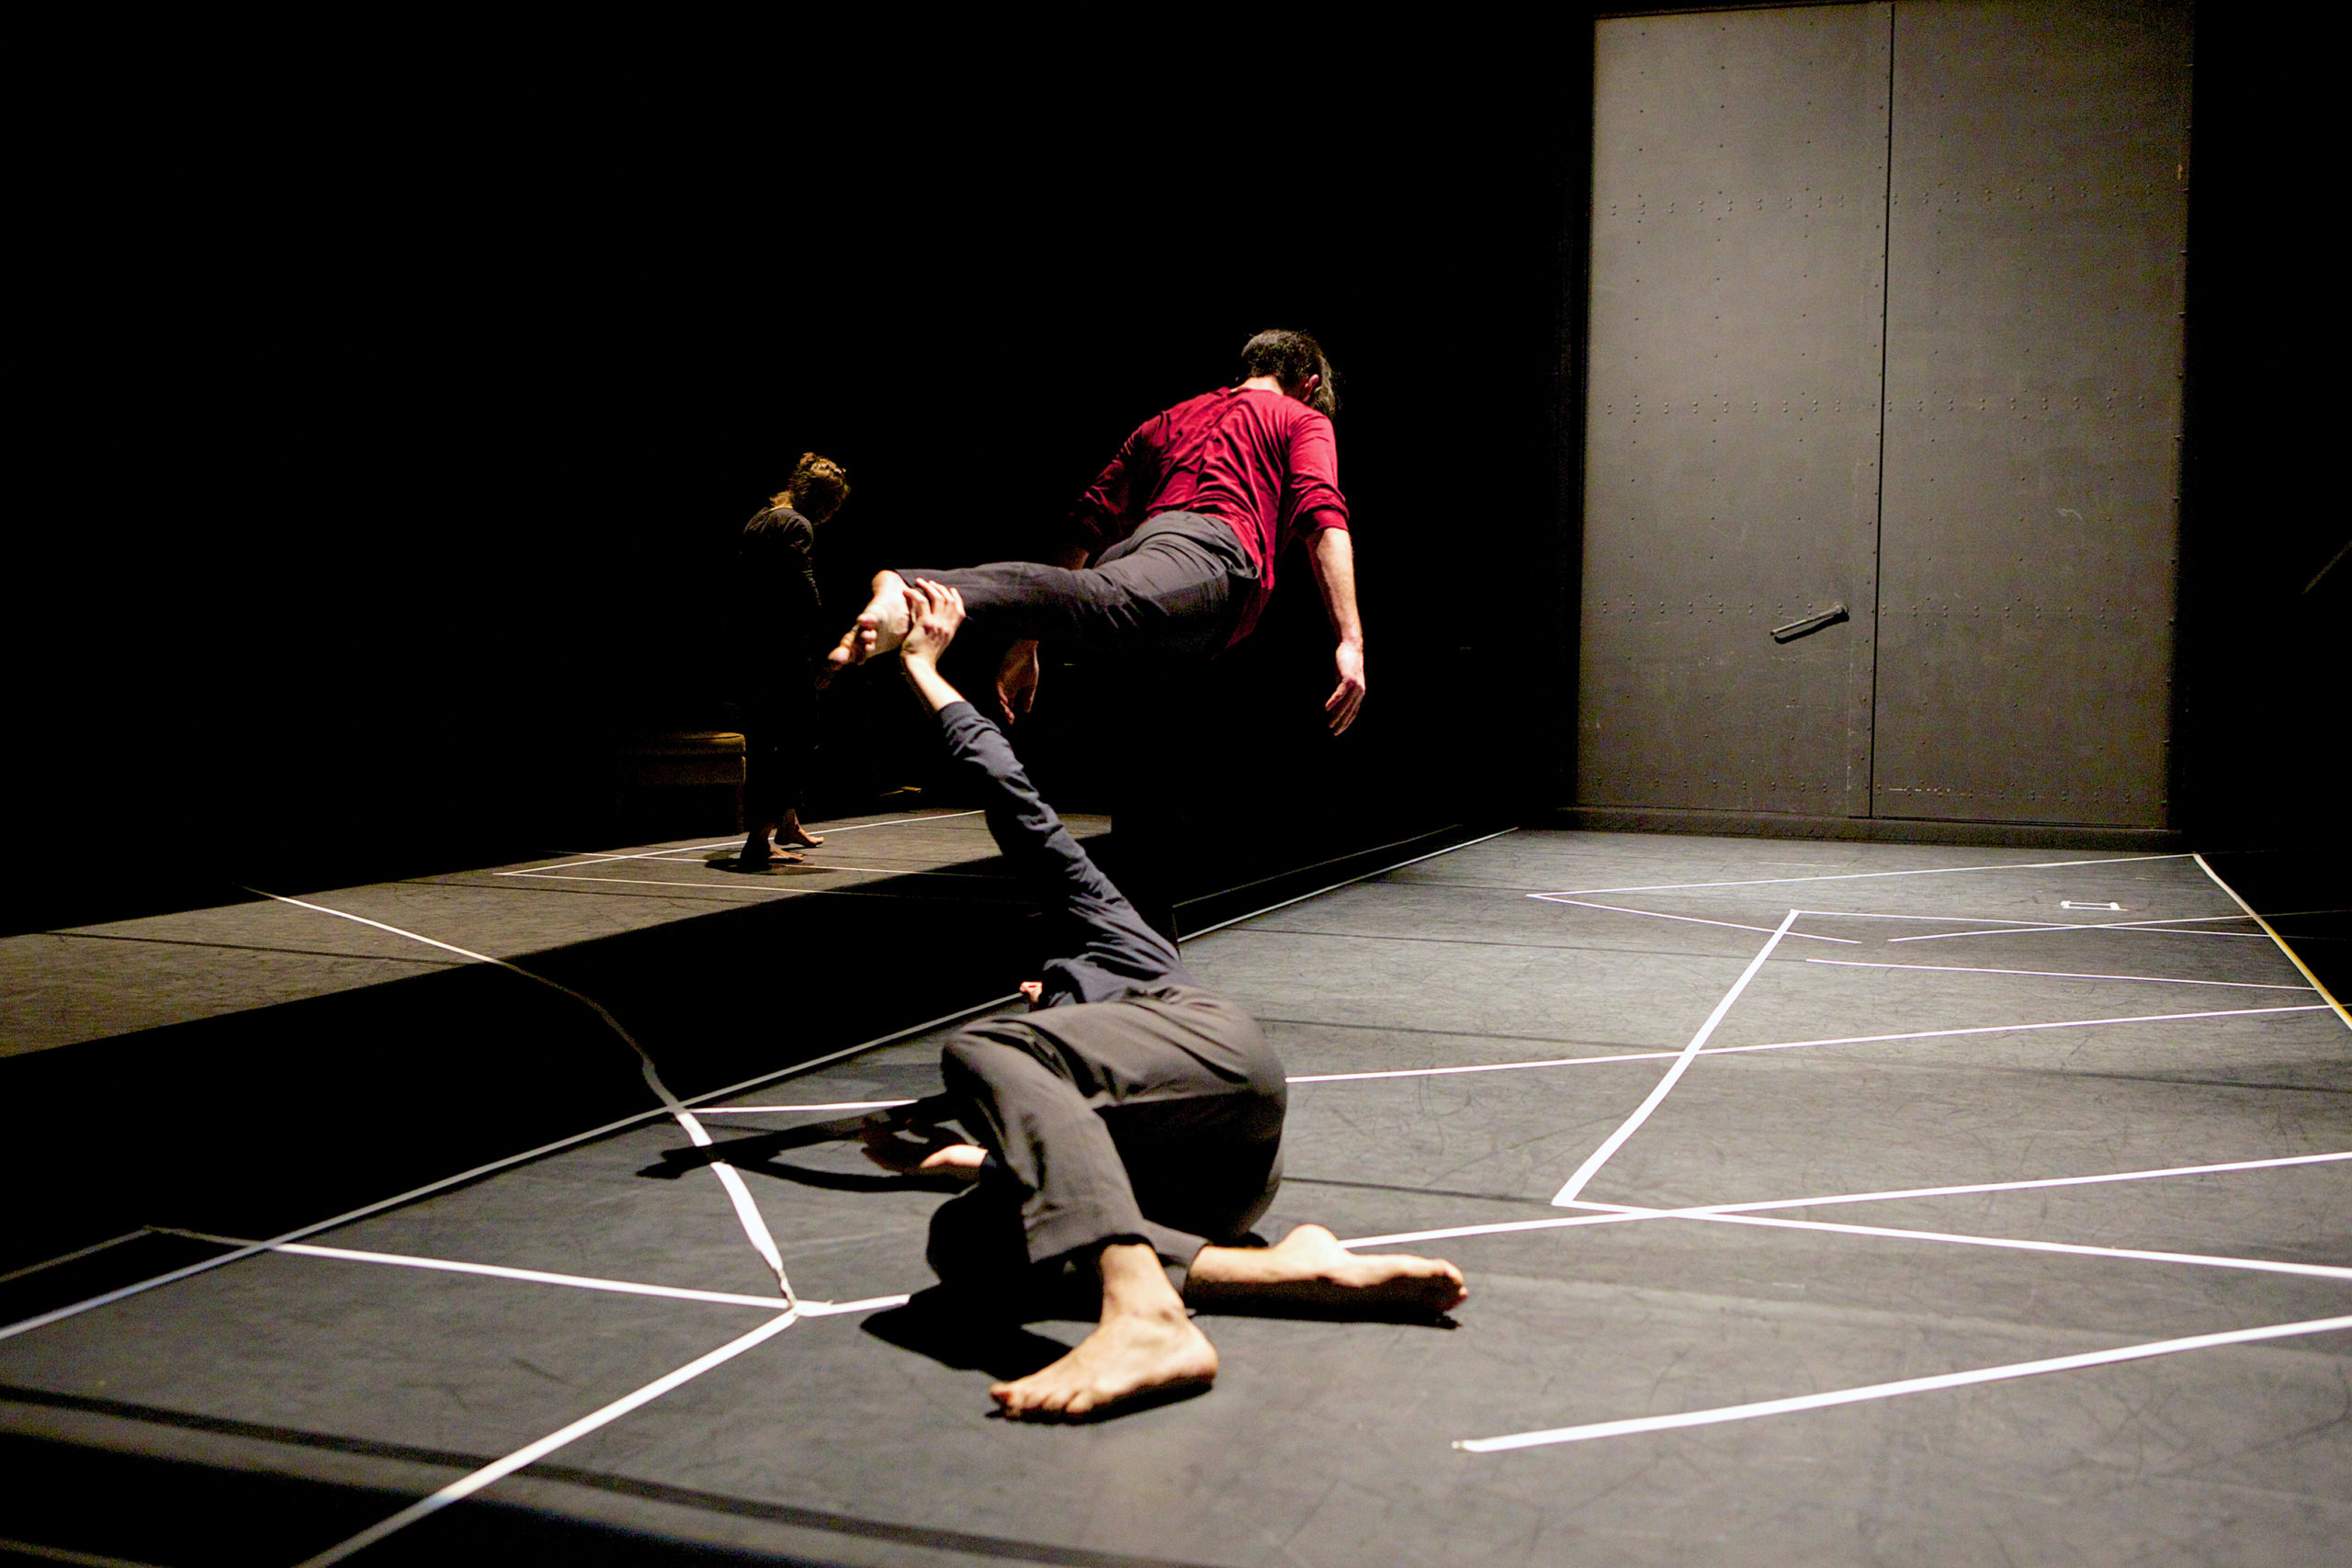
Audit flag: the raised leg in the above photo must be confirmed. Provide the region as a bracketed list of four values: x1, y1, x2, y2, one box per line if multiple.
[826, 570, 912, 671]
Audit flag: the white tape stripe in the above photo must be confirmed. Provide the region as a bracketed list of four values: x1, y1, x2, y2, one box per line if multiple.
[1890, 923, 2267, 944]
[251, 893, 796, 1306]
[1802, 959, 2311, 990]
[1552, 911, 1802, 1205]
[0, 1230, 153, 1286]
[189, 1239, 797, 1311]
[1567, 1202, 2352, 1281]
[1800, 910, 2251, 928]
[0, 1536, 164, 1567]
[494, 871, 805, 894]
[1338, 1150, 2352, 1250]
[295, 1309, 804, 1567]
[628, 862, 1011, 879]
[1289, 1051, 1677, 1084]
[503, 811, 989, 874]
[494, 870, 1004, 902]
[1286, 1004, 2328, 1089]
[694, 1100, 920, 1113]
[500, 840, 743, 874]
[2194, 853, 2352, 1032]
[167, 1235, 915, 1317]
[804, 1293, 914, 1317]
[1694, 1004, 2330, 1058]
[1455, 1314, 2352, 1452]
[1, 994, 1019, 1342]
[1526, 896, 1860, 942]
[1537, 852, 2188, 898]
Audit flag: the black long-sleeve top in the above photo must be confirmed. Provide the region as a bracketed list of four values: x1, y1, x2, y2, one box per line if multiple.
[937, 701, 1196, 1008]
[737, 505, 823, 660]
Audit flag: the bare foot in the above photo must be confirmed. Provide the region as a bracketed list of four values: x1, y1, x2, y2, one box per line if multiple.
[825, 571, 911, 671]
[989, 1304, 1218, 1419]
[778, 826, 825, 848]
[735, 840, 804, 868]
[1187, 1224, 1466, 1316]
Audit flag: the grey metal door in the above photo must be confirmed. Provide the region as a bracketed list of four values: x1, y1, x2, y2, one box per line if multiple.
[1577, 0, 2190, 830]
[1577, 3, 1893, 817]
[1873, 0, 2190, 826]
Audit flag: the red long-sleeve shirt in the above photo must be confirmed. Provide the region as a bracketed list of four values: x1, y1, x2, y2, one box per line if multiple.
[1069, 387, 1350, 643]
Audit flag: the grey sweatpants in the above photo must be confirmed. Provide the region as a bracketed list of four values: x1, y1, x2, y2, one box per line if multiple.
[925, 985, 1285, 1304]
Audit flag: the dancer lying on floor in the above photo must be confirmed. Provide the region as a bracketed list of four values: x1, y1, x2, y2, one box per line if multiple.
[859, 579, 1463, 1420]
[826, 329, 1366, 736]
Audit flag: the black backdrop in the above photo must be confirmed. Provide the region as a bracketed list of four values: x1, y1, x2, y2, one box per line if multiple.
[16, 9, 2343, 942]
[17, 18, 1582, 936]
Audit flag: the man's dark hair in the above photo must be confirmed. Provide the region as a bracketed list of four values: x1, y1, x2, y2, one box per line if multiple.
[1238, 329, 1340, 416]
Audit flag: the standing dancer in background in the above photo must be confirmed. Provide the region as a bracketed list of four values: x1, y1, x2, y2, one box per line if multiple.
[860, 579, 1462, 1420]
[735, 453, 849, 867]
[825, 329, 1365, 737]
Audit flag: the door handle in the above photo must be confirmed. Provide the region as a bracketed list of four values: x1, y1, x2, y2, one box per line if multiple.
[1770, 604, 1849, 644]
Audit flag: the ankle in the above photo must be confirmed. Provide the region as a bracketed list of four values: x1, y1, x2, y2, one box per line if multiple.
[1096, 1243, 1186, 1320]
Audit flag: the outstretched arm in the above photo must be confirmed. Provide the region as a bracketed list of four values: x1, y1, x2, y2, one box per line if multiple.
[898, 581, 1116, 894]
[899, 582, 1180, 996]
[1309, 527, 1365, 735]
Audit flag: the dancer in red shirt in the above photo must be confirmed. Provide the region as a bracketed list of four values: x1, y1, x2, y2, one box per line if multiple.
[826, 330, 1366, 736]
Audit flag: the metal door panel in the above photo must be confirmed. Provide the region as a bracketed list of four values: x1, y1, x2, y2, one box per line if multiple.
[1874, 0, 2191, 825]
[1578, 4, 1892, 815]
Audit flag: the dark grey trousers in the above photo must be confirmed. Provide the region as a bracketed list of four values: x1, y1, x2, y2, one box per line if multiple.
[926, 986, 1285, 1306]
[898, 511, 1257, 660]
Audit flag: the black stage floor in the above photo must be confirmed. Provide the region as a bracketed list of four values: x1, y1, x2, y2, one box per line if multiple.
[5, 828, 2348, 1565]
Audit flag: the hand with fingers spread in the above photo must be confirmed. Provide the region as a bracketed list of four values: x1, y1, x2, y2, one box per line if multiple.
[898, 580, 972, 714]
[900, 578, 966, 666]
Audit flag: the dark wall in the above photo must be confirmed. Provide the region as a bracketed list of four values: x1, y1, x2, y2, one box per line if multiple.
[17, 8, 2332, 946]
[2176, 9, 2350, 850]
[17, 21, 1580, 936]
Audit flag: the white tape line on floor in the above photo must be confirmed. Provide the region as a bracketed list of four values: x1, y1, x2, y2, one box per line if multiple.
[1340, 1150, 2352, 1250]
[1802, 959, 2312, 990]
[1527, 896, 1859, 943]
[1552, 911, 1801, 1206]
[295, 1309, 804, 1567]
[1455, 1314, 2352, 1453]
[1540, 852, 2189, 899]
[251, 892, 797, 1307]
[159, 1234, 911, 1315]
[1564, 1201, 2352, 1282]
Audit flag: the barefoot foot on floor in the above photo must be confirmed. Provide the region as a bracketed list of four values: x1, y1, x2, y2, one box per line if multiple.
[1188, 1224, 1466, 1315]
[989, 1307, 1218, 1420]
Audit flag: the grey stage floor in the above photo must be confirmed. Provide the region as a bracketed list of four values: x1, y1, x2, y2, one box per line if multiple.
[4, 831, 2348, 1565]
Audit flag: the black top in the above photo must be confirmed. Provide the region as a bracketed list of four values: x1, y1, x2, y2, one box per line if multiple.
[937, 701, 1195, 1008]
[738, 505, 823, 657]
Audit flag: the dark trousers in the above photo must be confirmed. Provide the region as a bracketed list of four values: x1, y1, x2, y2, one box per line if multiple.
[740, 668, 816, 823]
[926, 986, 1285, 1309]
[899, 512, 1257, 660]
